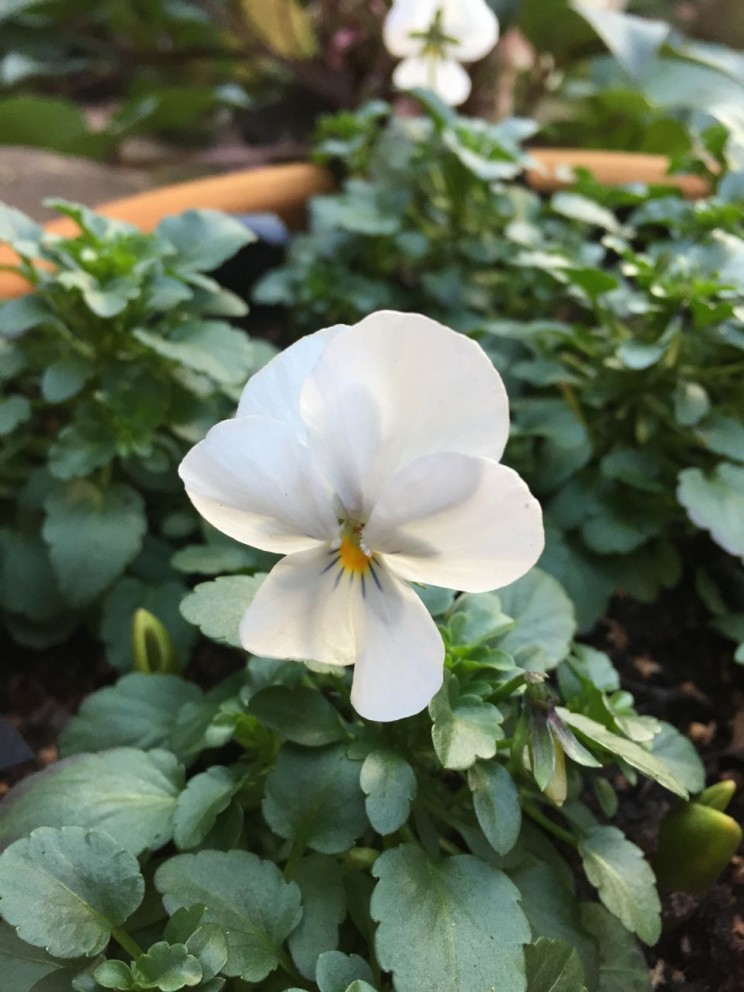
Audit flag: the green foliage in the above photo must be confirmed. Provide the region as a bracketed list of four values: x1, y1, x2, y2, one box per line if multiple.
[0, 204, 260, 654]
[0, 570, 697, 990]
[261, 96, 744, 632]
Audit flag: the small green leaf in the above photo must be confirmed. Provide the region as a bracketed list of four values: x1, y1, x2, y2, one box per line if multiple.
[0, 395, 30, 435]
[449, 591, 514, 646]
[696, 415, 744, 463]
[579, 825, 661, 945]
[360, 749, 416, 836]
[180, 575, 265, 647]
[525, 937, 587, 992]
[558, 709, 689, 798]
[468, 761, 521, 855]
[0, 295, 50, 337]
[552, 192, 620, 233]
[649, 722, 705, 795]
[163, 909, 228, 982]
[248, 685, 346, 747]
[155, 850, 302, 982]
[677, 463, 744, 556]
[372, 846, 530, 992]
[430, 676, 504, 771]
[580, 902, 651, 992]
[263, 745, 367, 854]
[0, 747, 184, 854]
[572, 3, 669, 79]
[496, 569, 576, 670]
[41, 357, 92, 403]
[288, 857, 346, 980]
[174, 766, 243, 850]
[131, 942, 203, 991]
[134, 321, 254, 386]
[316, 951, 374, 992]
[43, 481, 147, 606]
[0, 921, 88, 991]
[156, 210, 254, 272]
[0, 826, 144, 958]
[59, 673, 203, 757]
[94, 959, 135, 989]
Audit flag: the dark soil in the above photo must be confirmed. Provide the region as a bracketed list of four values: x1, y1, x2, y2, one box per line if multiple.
[1, 586, 742, 990]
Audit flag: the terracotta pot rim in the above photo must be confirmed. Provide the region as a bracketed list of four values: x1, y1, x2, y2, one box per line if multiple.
[0, 149, 709, 300]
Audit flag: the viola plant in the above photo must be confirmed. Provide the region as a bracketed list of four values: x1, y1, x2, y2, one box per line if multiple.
[383, 0, 500, 106]
[258, 94, 744, 647]
[0, 202, 271, 660]
[179, 311, 544, 720]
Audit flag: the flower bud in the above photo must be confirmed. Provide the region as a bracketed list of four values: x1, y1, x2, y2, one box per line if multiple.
[655, 794, 742, 894]
[132, 608, 179, 674]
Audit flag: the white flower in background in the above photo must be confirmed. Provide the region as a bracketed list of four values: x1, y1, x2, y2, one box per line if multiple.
[383, 0, 500, 107]
[179, 311, 543, 722]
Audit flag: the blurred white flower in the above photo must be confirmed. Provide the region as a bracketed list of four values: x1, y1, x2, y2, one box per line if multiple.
[179, 311, 543, 722]
[383, 0, 500, 106]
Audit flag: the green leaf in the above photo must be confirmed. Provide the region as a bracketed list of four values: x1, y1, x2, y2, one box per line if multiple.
[467, 761, 521, 855]
[572, 4, 669, 79]
[263, 745, 367, 854]
[0, 826, 143, 958]
[696, 415, 744, 463]
[163, 907, 229, 982]
[48, 422, 117, 480]
[131, 942, 203, 991]
[43, 481, 147, 607]
[673, 381, 710, 427]
[58, 673, 203, 757]
[41, 357, 92, 403]
[580, 903, 651, 992]
[180, 575, 265, 648]
[495, 569, 576, 670]
[173, 766, 243, 850]
[0, 395, 31, 435]
[0, 96, 110, 157]
[0, 295, 50, 337]
[134, 321, 254, 386]
[248, 685, 346, 747]
[616, 340, 665, 370]
[558, 709, 689, 798]
[371, 846, 530, 992]
[360, 750, 416, 836]
[156, 210, 255, 272]
[552, 192, 620, 233]
[0, 528, 66, 622]
[449, 591, 514, 646]
[289, 856, 346, 980]
[0, 747, 184, 855]
[579, 826, 661, 945]
[525, 937, 587, 992]
[155, 850, 302, 982]
[429, 676, 504, 771]
[0, 921, 87, 992]
[94, 959, 135, 989]
[316, 951, 374, 992]
[649, 722, 705, 795]
[677, 463, 744, 555]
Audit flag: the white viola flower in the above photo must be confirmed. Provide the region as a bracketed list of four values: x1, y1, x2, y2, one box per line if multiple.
[179, 311, 543, 722]
[383, 0, 500, 106]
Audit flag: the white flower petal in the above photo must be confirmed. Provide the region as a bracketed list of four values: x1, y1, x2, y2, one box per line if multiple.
[179, 415, 337, 554]
[300, 311, 510, 517]
[236, 324, 348, 436]
[240, 546, 357, 666]
[383, 0, 440, 58]
[392, 55, 472, 106]
[365, 452, 544, 592]
[441, 0, 499, 63]
[351, 561, 443, 721]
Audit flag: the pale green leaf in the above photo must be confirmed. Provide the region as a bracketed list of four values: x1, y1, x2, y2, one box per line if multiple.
[43, 481, 146, 606]
[316, 951, 374, 992]
[263, 745, 367, 854]
[156, 210, 254, 272]
[468, 761, 521, 855]
[677, 463, 744, 555]
[248, 685, 346, 747]
[0, 921, 87, 992]
[0, 747, 184, 854]
[580, 903, 651, 992]
[58, 673, 203, 757]
[134, 321, 254, 386]
[579, 826, 661, 945]
[0, 826, 143, 959]
[360, 750, 416, 836]
[180, 575, 265, 648]
[525, 937, 587, 992]
[155, 850, 302, 982]
[430, 677, 504, 771]
[131, 942, 203, 991]
[0, 395, 30, 435]
[496, 569, 576, 670]
[174, 766, 242, 850]
[41, 357, 92, 403]
[289, 855, 346, 980]
[649, 722, 705, 795]
[371, 846, 530, 992]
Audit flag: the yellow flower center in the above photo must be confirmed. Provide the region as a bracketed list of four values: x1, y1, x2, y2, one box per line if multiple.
[339, 534, 372, 574]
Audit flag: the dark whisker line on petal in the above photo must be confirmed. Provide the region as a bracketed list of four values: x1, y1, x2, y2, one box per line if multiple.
[320, 556, 339, 575]
[332, 569, 343, 590]
[368, 560, 383, 592]
[360, 573, 366, 599]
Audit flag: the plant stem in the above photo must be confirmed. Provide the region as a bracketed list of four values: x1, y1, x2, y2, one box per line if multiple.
[491, 673, 527, 704]
[523, 803, 578, 848]
[283, 837, 305, 881]
[110, 924, 144, 960]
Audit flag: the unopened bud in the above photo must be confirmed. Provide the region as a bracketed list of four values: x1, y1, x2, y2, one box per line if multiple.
[132, 608, 179, 674]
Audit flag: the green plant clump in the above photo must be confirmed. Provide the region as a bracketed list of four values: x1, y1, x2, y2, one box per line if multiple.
[256, 93, 744, 640]
[0, 202, 273, 659]
[0, 571, 706, 991]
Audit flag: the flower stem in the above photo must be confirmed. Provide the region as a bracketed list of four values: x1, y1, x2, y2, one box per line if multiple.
[110, 924, 144, 960]
[283, 837, 306, 881]
[523, 803, 578, 848]
[491, 673, 528, 704]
